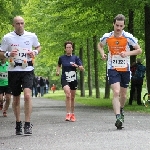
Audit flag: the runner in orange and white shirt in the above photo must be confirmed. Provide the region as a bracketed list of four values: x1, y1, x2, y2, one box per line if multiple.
[98, 14, 142, 129]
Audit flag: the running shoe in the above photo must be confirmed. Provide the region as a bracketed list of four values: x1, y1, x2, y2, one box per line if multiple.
[24, 124, 33, 135]
[15, 121, 23, 135]
[121, 112, 124, 123]
[120, 108, 124, 122]
[3, 111, 7, 117]
[70, 114, 76, 122]
[115, 117, 123, 129]
[65, 114, 71, 121]
[0, 102, 3, 110]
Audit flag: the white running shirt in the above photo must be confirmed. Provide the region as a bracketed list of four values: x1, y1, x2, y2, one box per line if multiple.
[0, 31, 40, 71]
[100, 30, 138, 71]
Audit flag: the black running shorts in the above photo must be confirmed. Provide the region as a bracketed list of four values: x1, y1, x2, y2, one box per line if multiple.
[0, 86, 12, 94]
[8, 70, 34, 96]
[61, 80, 78, 90]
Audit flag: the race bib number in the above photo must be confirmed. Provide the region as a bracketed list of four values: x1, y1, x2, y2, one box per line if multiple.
[0, 72, 8, 79]
[13, 47, 28, 61]
[65, 71, 76, 82]
[112, 55, 127, 68]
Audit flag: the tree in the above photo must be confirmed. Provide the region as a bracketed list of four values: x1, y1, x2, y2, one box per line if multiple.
[145, 3, 150, 94]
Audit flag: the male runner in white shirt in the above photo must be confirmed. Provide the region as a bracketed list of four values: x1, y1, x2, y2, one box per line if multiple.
[98, 14, 142, 129]
[0, 16, 41, 135]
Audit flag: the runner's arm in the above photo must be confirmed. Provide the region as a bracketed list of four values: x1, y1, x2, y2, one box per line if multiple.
[120, 44, 142, 58]
[34, 45, 41, 54]
[0, 51, 5, 59]
[129, 44, 142, 55]
[97, 42, 107, 60]
[56, 65, 61, 76]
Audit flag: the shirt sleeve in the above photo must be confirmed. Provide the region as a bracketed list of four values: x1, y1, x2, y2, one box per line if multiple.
[75, 56, 82, 66]
[124, 32, 138, 47]
[100, 33, 111, 46]
[32, 33, 40, 48]
[0, 37, 8, 52]
[58, 57, 61, 66]
[128, 36, 138, 47]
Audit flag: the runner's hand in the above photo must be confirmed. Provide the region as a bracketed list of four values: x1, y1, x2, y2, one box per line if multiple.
[70, 62, 78, 68]
[56, 72, 59, 76]
[27, 51, 35, 58]
[101, 54, 107, 60]
[10, 49, 18, 57]
[120, 51, 127, 58]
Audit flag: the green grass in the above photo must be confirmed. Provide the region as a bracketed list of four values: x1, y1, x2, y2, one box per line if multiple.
[44, 89, 150, 113]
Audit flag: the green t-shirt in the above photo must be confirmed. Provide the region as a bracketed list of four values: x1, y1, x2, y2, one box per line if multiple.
[0, 62, 9, 86]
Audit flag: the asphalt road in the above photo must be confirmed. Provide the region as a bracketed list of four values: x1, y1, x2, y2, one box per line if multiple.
[0, 96, 150, 150]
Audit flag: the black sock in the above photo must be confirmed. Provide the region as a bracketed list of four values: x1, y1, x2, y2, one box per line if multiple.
[16, 121, 21, 125]
[25, 122, 30, 126]
[120, 108, 124, 114]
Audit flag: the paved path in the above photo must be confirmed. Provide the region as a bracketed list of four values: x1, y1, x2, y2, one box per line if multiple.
[0, 97, 150, 150]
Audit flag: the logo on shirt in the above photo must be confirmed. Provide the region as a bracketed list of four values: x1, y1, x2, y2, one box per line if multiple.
[11, 44, 19, 47]
[116, 41, 119, 45]
[24, 41, 30, 45]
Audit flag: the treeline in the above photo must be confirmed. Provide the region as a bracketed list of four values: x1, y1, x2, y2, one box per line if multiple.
[0, 0, 150, 97]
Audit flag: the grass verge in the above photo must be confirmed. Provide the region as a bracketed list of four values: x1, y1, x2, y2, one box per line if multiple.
[44, 90, 150, 113]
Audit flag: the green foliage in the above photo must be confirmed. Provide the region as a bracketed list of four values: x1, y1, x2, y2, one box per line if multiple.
[0, 0, 148, 86]
[44, 89, 150, 113]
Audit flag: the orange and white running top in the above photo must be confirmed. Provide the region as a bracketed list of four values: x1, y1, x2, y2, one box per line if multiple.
[100, 30, 138, 71]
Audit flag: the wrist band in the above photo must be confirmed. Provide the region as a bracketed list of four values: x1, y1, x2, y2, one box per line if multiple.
[4, 51, 10, 58]
[33, 50, 38, 55]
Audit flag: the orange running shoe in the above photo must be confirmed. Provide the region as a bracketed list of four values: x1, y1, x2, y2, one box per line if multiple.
[3, 111, 7, 117]
[70, 114, 76, 122]
[65, 114, 71, 121]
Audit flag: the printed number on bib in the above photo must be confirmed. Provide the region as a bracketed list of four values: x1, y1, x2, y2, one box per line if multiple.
[13, 47, 28, 61]
[65, 71, 76, 82]
[112, 55, 127, 68]
[0, 72, 8, 79]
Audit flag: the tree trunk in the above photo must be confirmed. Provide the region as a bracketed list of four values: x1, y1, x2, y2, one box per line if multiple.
[128, 9, 136, 65]
[128, 9, 137, 101]
[104, 65, 110, 98]
[87, 38, 92, 96]
[72, 42, 75, 55]
[93, 35, 100, 98]
[79, 47, 85, 97]
[145, 4, 150, 94]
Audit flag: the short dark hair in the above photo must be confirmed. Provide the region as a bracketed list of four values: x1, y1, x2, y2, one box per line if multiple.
[64, 41, 73, 48]
[113, 14, 125, 24]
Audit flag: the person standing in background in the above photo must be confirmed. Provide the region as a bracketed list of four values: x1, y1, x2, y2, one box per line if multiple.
[32, 75, 38, 97]
[40, 76, 45, 97]
[45, 77, 49, 93]
[129, 58, 146, 105]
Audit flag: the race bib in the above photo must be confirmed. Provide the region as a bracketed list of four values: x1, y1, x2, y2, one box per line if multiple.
[13, 47, 28, 61]
[65, 71, 76, 82]
[0, 72, 8, 79]
[112, 55, 127, 68]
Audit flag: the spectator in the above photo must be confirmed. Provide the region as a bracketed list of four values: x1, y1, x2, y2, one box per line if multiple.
[45, 77, 49, 93]
[129, 58, 146, 105]
[37, 76, 41, 97]
[51, 84, 56, 93]
[32, 76, 38, 97]
[40, 76, 45, 97]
